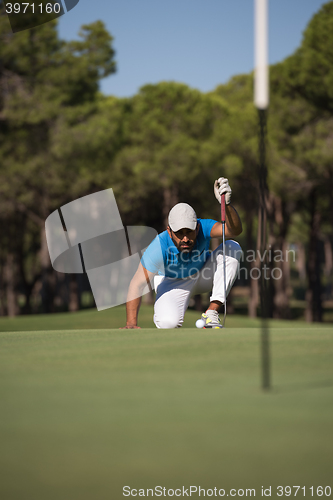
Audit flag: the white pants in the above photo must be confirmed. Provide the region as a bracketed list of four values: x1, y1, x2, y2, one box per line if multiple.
[153, 240, 242, 329]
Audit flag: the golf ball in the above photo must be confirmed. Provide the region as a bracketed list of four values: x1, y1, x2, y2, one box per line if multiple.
[195, 319, 205, 329]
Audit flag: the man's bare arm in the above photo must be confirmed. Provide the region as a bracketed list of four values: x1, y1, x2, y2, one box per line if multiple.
[121, 263, 155, 329]
[210, 204, 242, 239]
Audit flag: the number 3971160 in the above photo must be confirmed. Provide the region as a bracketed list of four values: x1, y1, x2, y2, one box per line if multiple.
[277, 486, 331, 497]
[5, 3, 62, 14]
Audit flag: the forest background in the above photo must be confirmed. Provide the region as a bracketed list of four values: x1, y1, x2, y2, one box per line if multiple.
[0, 2, 332, 322]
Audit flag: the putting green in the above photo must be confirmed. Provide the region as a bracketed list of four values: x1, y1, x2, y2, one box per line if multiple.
[0, 324, 332, 500]
[0, 303, 325, 332]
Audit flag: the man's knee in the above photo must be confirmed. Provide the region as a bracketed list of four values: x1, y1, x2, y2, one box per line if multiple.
[225, 240, 242, 261]
[154, 310, 182, 329]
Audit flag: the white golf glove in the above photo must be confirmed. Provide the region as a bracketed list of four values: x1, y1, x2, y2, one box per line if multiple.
[214, 177, 232, 205]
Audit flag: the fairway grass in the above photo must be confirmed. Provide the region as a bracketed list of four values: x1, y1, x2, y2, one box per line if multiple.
[0, 303, 328, 332]
[0, 323, 332, 500]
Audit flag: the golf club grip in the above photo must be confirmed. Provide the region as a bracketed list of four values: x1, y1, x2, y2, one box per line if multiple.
[221, 193, 226, 222]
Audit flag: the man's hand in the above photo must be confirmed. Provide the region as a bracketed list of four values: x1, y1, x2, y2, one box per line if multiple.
[119, 325, 141, 329]
[121, 263, 155, 330]
[214, 177, 232, 205]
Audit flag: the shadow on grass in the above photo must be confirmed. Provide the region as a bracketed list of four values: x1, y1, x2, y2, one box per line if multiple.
[272, 379, 333, 394]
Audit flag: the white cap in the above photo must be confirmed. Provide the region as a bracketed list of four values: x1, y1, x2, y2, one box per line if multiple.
[168, 203, 197, 233]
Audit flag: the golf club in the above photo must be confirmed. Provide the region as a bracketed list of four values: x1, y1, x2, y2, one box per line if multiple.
[221, 192, 227, 327]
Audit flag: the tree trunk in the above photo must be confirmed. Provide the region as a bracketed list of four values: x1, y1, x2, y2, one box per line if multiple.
[40, 226, 56, 313]
[0, 253, 5, 315]
[3, 253, 19, 317]
[246, 211, 258, 318]
[162, 185, 178, 228]
[283, 239, 292, 301]
[0, 286, 5, 316]
[226, 288, 234, 314]
[323, 237, 332, 274]
[323, 236, 333, 300]
[296, 242, 306, 282]
[305, 189, 323, 322]
[250, 206, 264, 319]
[266, 194, 291, 319]
[271, 241, 291, 320]
[272, 210, 291, 318]
[18, 236, 37, 315]
[248, 266, 259, 318]
[68, 274, 80, 312]
[22, 285, 33, 315]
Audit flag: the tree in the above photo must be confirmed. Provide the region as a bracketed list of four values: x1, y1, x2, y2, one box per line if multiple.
[269, 59, 333, 322]
[213, 75, 262, 317]
[281, 1, 333, 113]
[0, 15, 117, 314]
[112, 82, 230, 229]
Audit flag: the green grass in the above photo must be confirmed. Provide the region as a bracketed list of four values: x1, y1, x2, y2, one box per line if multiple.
[0, 308, 332, 499]
[0, 303, 327, 332]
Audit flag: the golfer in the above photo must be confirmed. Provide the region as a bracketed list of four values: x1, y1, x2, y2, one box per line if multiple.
[122, 178, 242, 329]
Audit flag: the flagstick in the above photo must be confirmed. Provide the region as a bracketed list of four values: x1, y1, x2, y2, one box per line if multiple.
[254, 0, 270, 390]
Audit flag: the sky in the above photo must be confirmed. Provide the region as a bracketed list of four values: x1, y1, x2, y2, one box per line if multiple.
[58, 0, 328, 98]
